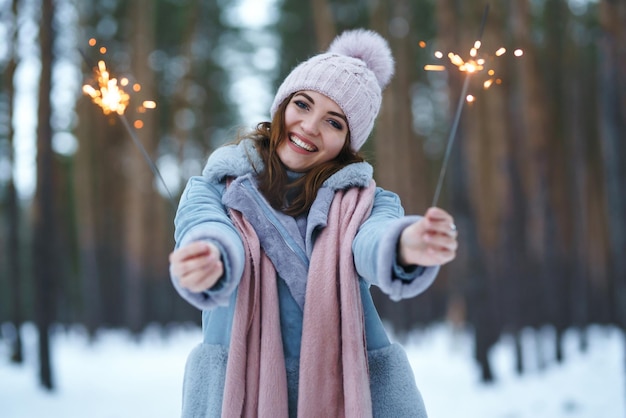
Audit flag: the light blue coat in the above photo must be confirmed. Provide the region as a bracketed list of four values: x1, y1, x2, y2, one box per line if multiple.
[171, 140, 437, 417]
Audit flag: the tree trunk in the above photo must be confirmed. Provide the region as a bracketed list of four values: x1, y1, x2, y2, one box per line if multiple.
[122, 0, 159, 332]
[33, 0, 56, 390]
[543, 0, 574, 365]
[507, 0, 552, 371]
[5, 0, 23, 364]
[74, 95, 103, 335]
[169, 0, 204, 172]
[510, 0, 554, 327]
[310, 0, 336, 50]
[598, 2, 626, 398]
[599, 0, 626, 329]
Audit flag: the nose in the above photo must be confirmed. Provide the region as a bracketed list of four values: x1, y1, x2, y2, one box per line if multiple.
[300, 115, 320, 136]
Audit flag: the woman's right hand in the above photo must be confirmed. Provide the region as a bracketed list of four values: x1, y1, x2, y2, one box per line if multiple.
[169, 241, 224, 292]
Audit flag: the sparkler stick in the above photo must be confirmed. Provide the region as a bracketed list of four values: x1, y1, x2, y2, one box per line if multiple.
[117, 113, 175, 208]
[431, 4, 490, 207]
[80, 42, 177, 209]
[431, 76, 471, 207]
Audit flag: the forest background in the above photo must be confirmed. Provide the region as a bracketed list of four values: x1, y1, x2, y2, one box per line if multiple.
[0, 0, 624, 391]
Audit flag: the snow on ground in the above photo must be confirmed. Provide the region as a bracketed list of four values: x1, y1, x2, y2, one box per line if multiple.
[0, 322, 623, 417]
[405, 325, 624, 417]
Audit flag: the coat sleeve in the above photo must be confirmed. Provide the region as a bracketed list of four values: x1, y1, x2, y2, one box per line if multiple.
[352, 188, 439, 301]
[170, 175, 245, 310]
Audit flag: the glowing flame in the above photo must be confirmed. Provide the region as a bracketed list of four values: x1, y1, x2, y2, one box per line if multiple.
[460, 62, 481, 73]
[82, 38, 156, 126]
[82, 59, 130, 116]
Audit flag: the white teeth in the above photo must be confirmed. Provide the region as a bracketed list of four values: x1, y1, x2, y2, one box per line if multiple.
[290, 135, 316, 151]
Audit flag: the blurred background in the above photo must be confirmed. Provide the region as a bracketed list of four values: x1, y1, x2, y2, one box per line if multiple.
[0, 0, 624, 416]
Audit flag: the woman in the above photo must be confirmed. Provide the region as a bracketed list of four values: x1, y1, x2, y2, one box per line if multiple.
[169, 29, 458, 418]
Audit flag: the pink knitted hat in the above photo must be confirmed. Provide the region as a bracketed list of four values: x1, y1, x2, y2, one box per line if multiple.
[270, 29, 395, 151]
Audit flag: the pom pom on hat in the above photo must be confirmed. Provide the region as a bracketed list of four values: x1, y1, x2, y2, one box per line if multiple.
[270, 29, 395, 151]
[328, 29, 395, 89]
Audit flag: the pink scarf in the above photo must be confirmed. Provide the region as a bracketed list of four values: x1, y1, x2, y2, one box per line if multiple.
[222, 181, 376, 418]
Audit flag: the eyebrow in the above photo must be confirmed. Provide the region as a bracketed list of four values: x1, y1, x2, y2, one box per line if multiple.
[295, 92, 348, 125]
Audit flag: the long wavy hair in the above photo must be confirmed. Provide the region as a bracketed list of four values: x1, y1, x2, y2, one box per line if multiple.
[240, 93, 365, 217]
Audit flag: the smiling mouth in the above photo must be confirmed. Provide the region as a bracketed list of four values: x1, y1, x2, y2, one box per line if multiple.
[289, 135, 317, 152]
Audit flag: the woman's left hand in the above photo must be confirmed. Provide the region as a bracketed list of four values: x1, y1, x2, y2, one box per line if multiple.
[398, 207, 458, 267]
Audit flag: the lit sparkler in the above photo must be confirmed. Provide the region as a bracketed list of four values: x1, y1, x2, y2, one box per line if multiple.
[421, 35, 523, 105]
[424, 5, 523, 207]
[81, 39, 176, 208]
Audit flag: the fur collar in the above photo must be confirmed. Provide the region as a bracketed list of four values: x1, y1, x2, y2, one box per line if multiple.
[202, 139, 373, 190]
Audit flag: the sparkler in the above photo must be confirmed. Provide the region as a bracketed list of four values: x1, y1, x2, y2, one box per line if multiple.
[425, 5, 523, 207]
[81, 39, 176, 209]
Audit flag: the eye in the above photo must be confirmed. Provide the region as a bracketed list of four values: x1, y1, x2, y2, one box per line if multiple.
[328, 119, 343, 130]
[293, 100, 309, 110]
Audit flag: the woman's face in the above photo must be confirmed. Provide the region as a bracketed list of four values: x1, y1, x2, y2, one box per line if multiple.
[276, 90, 348, 172]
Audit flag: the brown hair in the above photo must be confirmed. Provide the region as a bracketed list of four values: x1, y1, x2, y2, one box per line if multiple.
[241, 93, 365, 217]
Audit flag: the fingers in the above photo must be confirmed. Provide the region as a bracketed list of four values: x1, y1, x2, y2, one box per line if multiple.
[400, 207, 458, 266]
[169, 241, 207, 262]
[422, 227, 458, 255]
[421, 235, 457, 265]
[424, 206, 458, 239]
[169, 242, 211, 276]
[169, 241, 224, 292]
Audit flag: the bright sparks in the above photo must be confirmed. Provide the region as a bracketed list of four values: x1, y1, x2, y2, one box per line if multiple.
[82, 60, 130, 116]
[81, 38, 176, 205]
[421, 39, 524, 102]
[82, 39, 156, 126]
[424, 64, 446, 72]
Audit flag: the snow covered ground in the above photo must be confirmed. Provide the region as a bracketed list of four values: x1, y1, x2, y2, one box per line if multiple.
[0, 322, 623, 417]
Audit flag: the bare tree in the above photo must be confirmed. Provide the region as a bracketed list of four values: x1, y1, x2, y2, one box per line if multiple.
[32, 0, 56, 390]
[599, 0, 626, 329]
[73, 95, 103, 334]
[4, 0, 24, 364]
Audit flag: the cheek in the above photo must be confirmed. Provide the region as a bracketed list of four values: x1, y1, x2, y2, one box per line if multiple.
[283, 106, 298, 126]
[328, 135, 347, 157]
